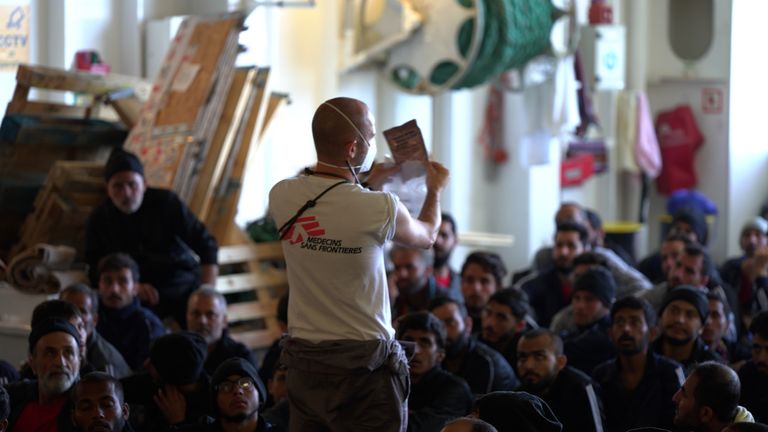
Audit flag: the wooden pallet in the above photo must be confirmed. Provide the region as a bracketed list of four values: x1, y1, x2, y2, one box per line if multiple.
[216, 239, 287, 350]
[10, 161, 105, 259]
[6, 64, 150, 121]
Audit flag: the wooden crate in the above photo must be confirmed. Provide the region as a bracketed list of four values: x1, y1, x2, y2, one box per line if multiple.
[0, 64, 147, 258]
[216, 240, 287, 350]
[10, 161, 105, 260]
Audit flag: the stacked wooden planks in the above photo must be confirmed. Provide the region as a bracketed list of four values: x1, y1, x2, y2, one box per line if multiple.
[124, 13, 245, 203]
[216, 238, 287, 350]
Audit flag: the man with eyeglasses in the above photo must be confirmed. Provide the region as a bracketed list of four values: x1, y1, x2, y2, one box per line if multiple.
[269, 97, 449, 432]
[174, 358, 272, 432]
[215, 358, 272, 432]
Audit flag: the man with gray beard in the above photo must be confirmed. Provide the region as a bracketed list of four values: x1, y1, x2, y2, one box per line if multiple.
[6, 319, 82, 431]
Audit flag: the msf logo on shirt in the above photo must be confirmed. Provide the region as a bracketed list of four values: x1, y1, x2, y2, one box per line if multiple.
[283, 216, 363, 255]
[284, 216, 325, 245]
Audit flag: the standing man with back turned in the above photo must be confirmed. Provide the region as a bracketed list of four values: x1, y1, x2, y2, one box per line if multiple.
[269, 97, 449, 432]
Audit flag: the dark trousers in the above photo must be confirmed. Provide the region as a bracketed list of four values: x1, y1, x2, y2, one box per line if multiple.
[282, 338, 409, 432]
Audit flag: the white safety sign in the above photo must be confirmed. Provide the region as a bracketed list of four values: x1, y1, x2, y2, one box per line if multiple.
[0, 4, 29, 70]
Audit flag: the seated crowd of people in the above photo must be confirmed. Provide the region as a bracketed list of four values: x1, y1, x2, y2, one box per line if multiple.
[2, 200, 768, 432]
[384, 204, 768, 432]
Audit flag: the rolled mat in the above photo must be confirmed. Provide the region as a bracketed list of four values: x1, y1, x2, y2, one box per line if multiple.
[35, 244, 77, 270]
[7, 244, 86, 294]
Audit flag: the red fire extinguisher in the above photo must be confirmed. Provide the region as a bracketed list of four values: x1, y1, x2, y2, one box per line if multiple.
[589, 0, 613, 25]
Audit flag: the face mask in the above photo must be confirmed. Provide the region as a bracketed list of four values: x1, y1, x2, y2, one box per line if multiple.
[321, 102, 376, 183]
[358, 138, 377, 172]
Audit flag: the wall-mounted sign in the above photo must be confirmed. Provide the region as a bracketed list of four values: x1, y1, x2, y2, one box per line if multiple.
[702, 87, 723, 115]
[0, 4, 29, 70]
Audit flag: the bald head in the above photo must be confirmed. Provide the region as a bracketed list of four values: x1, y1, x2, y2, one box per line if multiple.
[312, 97, 374, 162]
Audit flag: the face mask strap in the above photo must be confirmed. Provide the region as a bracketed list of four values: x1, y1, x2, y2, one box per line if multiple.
[317, 160, 352, 170]
[322, 102, 371, 149]
[346, 159, 363, 185]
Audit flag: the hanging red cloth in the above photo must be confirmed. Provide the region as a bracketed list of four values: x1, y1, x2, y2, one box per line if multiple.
[478, 82, 509, 164]
[655, 105, 704, 194]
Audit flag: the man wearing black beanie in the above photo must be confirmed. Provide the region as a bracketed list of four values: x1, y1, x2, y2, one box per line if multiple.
[562, 266, 617, 375]
[5, 319, 82, 431]
[85, 148, 219, 327]
[174, 358, 274, 431]
[651, 286, 720, 373]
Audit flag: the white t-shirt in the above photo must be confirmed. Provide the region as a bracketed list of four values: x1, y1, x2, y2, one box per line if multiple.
[269, 175, 398, 342]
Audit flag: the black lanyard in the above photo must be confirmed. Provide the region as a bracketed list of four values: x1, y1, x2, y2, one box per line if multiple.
[277, 176, 348, 240]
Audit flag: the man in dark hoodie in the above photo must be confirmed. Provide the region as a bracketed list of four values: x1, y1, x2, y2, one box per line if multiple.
[85, 149, 219, 327]
[96, 253, 166, 371]
[479, 288, 530, 369]
[562, 266, 616, 375]
[516, 329, 605, 432]
[429, 296, 518, 395]
[651, 286, 720, 373]
[592, 296, 685, 431]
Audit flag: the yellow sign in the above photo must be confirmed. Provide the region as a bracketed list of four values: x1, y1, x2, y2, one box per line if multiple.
[0, 5, 29, 70]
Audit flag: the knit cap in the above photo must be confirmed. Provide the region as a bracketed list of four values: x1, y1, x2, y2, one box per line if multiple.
[28, 318, 82, 353]
[660, 285, 708, 322]
[149, 332, 207, 385]
[573, 266, 616, 307]
[104, 149, 144, 181]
